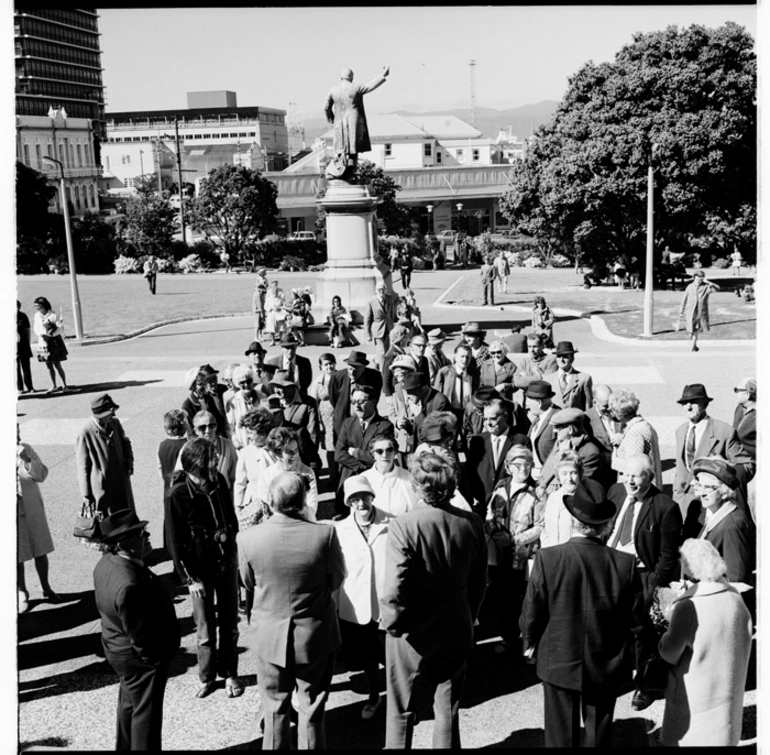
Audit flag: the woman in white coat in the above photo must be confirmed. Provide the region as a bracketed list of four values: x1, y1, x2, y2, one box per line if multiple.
[659, 538, 753, 746]
[359, 433, 418, 517]
[17, 429, 60, 612]
[334, 475, 392, 721]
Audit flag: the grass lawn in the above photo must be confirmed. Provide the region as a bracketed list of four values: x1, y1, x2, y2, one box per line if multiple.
[446, 267, 756, 341]
[17, 271, 319, 339]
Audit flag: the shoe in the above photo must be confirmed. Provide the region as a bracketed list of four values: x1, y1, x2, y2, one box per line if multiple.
[196, 682, 216, 698]
[19, 591, 29, 613]
[46, 387, 57, 394]
[60, 387, 70, 394]
[692, 345, 699, 352]
[43, 591, 62, 604]
[631, 689, 654, 711]
[361, 696, 383, 720]
[225, 677, 245, 698]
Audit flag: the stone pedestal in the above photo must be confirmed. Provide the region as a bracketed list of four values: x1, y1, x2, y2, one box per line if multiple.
[315, 182, 392, 325]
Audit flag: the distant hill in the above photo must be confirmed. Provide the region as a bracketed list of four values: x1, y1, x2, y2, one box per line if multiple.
[302, 100, 559, 142]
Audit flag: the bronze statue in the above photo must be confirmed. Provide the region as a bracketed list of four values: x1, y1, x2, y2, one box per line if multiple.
[324, 66, 390, 180]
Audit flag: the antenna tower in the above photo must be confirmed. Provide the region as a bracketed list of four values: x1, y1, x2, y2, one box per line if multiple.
[469, 59, 477, 127]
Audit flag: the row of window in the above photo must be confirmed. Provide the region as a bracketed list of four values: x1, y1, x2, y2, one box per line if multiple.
[382, 143, 480, 162]
[16, 58, 103, 86]
[17, 78, 103, 103]
[16, 38, 102, 69]
[20, 139, 94, 170]
[16, 18, 101, 51]
[16, 96, 102, 121]
[59, 182, 97, 212]
[107, 131, 259, 143]
[21, 9, 100, 33]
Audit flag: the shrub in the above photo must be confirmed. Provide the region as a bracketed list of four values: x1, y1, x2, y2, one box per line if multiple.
[47, 254, 69, 274]
[279, 255, 308, 272]
[156, 256, 179, 273]
[179, 254, 205, 274]
[549, 253, 572, 268]
[523, 255, 545, 268]
[308, 263, 326, 272]
[114, 255, 140, 274]
[190, 239, 220, 269]
[251, 236, 326, 269]
[168, 240, 190, 261]
[711, 257, 730, 269]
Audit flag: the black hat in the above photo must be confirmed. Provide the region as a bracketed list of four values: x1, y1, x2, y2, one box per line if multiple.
[554, 341, 577, 356]
[99, 509, 149, 544]
[524, 380, 555, 400]
[198, 364, 219, 377]
[692, 458, 739, 489]
[677, 384, 712, 404]
[90, 393, 119, 419]
[245, 341, 265, 356]
[563, 479, 616, 525]
[471, 386, 500, 409]
[344, 350, 370, 367]
[402, 372, 427, 392]
[279, 333, 300, 348]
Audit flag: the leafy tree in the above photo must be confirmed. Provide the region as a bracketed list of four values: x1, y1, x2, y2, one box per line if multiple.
[187, 164, 279, 258]
[500, 23, 756, 268]
[119, 193, 177, 256]
[316, 159, 412, 237]
[16, 162, 57, 271]
[71, 213, 119, 274]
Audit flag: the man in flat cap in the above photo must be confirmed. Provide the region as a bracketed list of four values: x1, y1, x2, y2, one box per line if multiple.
[76, 393, 135, 518]
[425, 328, 450, 383]
[520, 479, 645, 747]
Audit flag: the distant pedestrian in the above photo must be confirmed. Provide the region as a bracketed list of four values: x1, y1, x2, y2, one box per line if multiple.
[364, 282, 398, 372]
[32, 296, 69, 393]
[480, 256, 495, 305]
[677, 270, 721, 352]
[730, 249, 743, 275]
[494, 251, 510, 294]
[220, 250, 231, 273]
[264, 280, 287, 347]
[287, 289, 309, 347]
[253, 270, 268, 341]
[398, 249, 413, 290]
[327, 295, 349, 349]
[532, 296, 555, 347]
[143, 255, 159, 294]
[17, 300, 35, 394]
[614, 259, 627, 289]
[94, 509, 180, 751]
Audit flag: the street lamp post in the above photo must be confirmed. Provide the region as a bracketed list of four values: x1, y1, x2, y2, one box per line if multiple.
[642, 143, 657, 338]
[42, 156, 84, 340]
[426, 203, 434, 234]
[139, 149, 144, 182]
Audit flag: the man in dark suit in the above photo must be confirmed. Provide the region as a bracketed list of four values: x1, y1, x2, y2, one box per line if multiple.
[585, 384, 624, 487]
[732, 377, 756, 460]
[334, 384, 394, 518]
[364, 281, 398, 370]
[269, 373, 321, 469]
[328, 350, 383, 441]
[399, 372, 450, 446]
[380, 451, 487, 749]
[465, 398, 529, 517]
[266, 333, 312, 396]
[672, 383, 755, 522]
[433, 343, 479, 441]
[523, 380, 560, 484]
[545, 341, 594, 411]
[244, 340, 277, 396]
[93, 509, 180, 751]
[239, 471, 346, 749]
[606, 453, 683, 710]
[520, 479, 645, 747]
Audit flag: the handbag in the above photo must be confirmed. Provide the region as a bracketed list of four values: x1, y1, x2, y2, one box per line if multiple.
[74, 500, 102, 539]
[637, 653, 671, 695]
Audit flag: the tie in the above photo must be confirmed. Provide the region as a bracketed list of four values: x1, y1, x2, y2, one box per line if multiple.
[559, 372, 568, 394]
[458, 374, 464, 407]
[616, 497, 637, 546]
[360, 420, 367, 435]
[493, 435, 501, 467]
[685, 425, 696, 470]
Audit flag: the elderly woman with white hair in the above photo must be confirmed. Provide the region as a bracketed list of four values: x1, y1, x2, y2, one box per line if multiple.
[479, 340, 517, 401]
[658, 538, 753, 747]
[537, 450, 583, 549]
[608, 389, 662, 488]
[226, 365, 264, 450]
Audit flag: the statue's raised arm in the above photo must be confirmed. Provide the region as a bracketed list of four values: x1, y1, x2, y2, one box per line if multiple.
[324, 66, 390, 181]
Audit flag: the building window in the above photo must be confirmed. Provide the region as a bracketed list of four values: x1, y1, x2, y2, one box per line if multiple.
[77, 144, 83, 166]
[106, 156, 110, 170]
[73, 186, 80, 210]
[472, 149, 480, 162]
[89, 185, 95, 205]
[456, 149, 464, 161]
[424, 143, 432, 157]
[22, 144, 30, 165]
[194, 134, 202, 140]
[249, 132, 256, 137]
[239, 132, 247, 137]
[35, 144, 42, 168]
[121, 155, 131, 165]
[436, 151, 442, 164]
[384, 143, 392, 157]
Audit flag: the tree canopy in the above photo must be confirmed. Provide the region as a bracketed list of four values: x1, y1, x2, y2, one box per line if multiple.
[500, 22, 756, 266]
[16, 162, 56, 263]
[187, 164, 279, 256]
[118, 193, 177, 256]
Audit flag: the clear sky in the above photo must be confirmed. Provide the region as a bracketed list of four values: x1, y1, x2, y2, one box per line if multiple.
[98, 6, 757, 119]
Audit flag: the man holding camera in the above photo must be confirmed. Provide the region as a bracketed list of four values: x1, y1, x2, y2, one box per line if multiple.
[165, 437, 243, 699]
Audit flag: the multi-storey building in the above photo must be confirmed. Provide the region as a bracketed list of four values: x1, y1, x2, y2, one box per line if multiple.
[14, 8, 105, 215]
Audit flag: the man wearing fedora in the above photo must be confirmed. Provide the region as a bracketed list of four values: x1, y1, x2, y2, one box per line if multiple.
[334, 385, 394, 519]
[244, 340, 277, 396]
[269, 372, 321, 470]
[520, 479, 645, 747]
[400, 372, 451, 447]
[673, 383, 754, 522]
[480, 255, 496, 306]
[76, 393, 135, 518]
[425, 328, 451, 382]
[329, 350, 384, 442]
[466, 398, 530, 516]
[523, 381, 561, 483]
[364, 281, 398, 371]
[545, 341, 594, 412]
[606, 453, 684, 711]
[464, 386, 529, 448]
[266, 333, 312, 396]
[94, 509, 180, 750]
[461, 322, 489, 371]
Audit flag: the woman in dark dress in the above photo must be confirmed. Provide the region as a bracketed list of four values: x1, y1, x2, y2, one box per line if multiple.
[32, 296, 69, 393]
[17, 300, 35, 393]
[158, 410, 190, 550]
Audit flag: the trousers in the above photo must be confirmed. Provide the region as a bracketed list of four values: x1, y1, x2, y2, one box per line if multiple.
[385, 633, 467, 749]
[542, 682, 617, 747]
[482, 282, 495, 306]
[107, 652, 169, 751]
[255, 650, 336, 750]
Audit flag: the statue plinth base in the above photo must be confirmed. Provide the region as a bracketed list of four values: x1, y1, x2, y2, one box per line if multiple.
[316, 182, 392, 326]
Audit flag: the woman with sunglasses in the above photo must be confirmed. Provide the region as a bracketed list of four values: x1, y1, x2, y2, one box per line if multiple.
[485, 444, 542, 654]
[255, 428, 319, 521]
[32, 296, 69, 393]
[479, 340, 517, 401]
[359, 433, 417, 517]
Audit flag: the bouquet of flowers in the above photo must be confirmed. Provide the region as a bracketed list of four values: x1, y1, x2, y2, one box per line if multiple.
[650, 581, 688, 631]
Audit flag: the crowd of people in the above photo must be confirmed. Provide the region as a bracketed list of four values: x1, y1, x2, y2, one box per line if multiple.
[17, 269, 757, 750]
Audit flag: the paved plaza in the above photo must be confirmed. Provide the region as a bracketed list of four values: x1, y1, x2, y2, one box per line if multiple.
[16, 268, 756, 750]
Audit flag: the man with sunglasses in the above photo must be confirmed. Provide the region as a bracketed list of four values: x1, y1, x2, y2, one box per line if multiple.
[174, 410, 238, 491]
